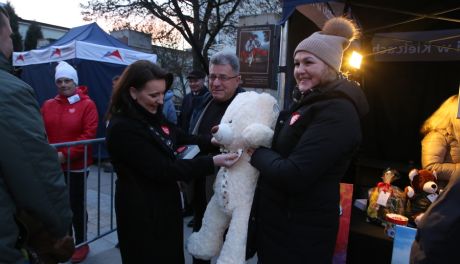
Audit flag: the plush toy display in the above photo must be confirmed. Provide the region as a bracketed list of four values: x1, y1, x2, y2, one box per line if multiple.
[367, 168, 406, 223]
[187, 91, 279, 264]
[405, 169, 439, 226]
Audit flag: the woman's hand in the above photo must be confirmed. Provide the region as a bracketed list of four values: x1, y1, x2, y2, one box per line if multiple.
[213, 152, 240, 168]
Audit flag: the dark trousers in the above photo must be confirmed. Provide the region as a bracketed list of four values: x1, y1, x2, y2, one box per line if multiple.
[192, 177, 210, 264]
[65, 171, 87, 245]
[115, 179, 185, 264]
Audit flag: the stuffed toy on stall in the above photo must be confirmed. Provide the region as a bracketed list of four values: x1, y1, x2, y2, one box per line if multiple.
[405, 168, 439, 226]
[186, 91, 279, 264]
[367, 168, 406, 223]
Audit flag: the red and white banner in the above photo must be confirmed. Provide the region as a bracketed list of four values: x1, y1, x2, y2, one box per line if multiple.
[13, 41, 157, 66]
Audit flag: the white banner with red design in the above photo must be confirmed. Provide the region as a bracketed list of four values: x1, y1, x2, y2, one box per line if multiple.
[12, 40, 157, 66]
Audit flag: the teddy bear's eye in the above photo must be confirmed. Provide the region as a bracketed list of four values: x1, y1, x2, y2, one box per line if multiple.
[229, 120, 232, 123]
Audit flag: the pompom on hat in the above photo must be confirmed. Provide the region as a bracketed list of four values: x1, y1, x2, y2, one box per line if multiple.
[55, 61, 78, 85]
[294, 17, 359, 73]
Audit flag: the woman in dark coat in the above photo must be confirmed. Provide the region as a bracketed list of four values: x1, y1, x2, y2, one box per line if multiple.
[410, 174, 460, 263]
[247, 17, 369, 263]
[105, 60, 238, 264]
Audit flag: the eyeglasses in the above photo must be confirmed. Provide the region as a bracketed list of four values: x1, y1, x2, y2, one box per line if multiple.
[208, 74, 239, 82]
[55, 78, 73, 85]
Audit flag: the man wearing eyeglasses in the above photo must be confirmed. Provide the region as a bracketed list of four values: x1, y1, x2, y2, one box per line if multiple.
[0, 5, 74, 263]
[41, 61, 98, 263]
[189, 51, 244, 264]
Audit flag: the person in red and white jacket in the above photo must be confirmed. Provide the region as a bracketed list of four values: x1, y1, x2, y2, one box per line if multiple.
[41, 61, 98, 263]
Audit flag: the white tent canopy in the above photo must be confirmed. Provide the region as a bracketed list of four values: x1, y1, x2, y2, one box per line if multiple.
[13, 22, 156, 66]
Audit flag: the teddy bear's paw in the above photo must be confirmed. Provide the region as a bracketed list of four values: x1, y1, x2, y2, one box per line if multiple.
[186, 232, 220, 260]
[217, 254, 245, 264]
[242, 124, 274, 149]
[186, 233, 203, 255]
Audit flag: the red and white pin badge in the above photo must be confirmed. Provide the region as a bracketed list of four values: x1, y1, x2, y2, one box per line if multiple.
[290, 112, 300, 125]
[161, 125, 170, 135]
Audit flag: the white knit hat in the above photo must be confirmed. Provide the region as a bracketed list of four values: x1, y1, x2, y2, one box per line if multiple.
[55, 61, 78, 85]
[294, 17, 358, 73]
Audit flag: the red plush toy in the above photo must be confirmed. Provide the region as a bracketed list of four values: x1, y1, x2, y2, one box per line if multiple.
[405, 169, 439, 226]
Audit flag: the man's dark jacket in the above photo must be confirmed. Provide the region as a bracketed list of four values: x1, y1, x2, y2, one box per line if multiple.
[0, 53, 72, 263]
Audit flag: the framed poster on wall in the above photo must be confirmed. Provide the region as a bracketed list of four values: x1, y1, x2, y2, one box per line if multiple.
[237, 25, 277, 89]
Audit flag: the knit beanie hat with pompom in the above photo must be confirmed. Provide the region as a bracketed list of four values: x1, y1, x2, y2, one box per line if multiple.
[294, 17, 358, 73]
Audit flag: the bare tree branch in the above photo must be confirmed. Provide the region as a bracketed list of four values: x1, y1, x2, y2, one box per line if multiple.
[80, 0, 281, 71]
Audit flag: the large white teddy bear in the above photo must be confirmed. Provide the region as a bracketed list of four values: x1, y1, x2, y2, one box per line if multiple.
[187, 91, 279, 264]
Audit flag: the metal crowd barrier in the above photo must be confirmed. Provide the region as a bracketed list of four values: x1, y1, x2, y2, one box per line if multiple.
[51, 138, 116, 247]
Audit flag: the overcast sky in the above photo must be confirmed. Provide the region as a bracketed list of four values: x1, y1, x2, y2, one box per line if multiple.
[5, 0, 109, 30]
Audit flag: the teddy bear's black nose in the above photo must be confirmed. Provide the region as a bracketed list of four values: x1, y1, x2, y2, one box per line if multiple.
[432, 184, 437, 189]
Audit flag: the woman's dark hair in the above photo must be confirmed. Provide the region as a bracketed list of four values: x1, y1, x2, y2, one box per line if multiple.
[106, 60, 173, 120]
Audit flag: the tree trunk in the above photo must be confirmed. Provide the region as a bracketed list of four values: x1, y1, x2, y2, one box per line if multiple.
[193, 52, 208, 74]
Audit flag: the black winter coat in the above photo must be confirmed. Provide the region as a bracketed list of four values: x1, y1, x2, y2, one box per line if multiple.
[178, 87, 211, 134]
[106, 104, 214, 264]
[410, 175, 460, 264]
[248, 78, 368, 263]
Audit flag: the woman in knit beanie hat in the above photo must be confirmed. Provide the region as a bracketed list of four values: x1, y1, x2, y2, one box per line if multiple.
[41, 61, 99, 263]
[246, 17, 369, 263]
[293, 17, 359, 95]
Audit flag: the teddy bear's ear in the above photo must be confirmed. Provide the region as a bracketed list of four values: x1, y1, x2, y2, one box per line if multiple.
[405, 186, 415, 198]
[432, 170, 437, 179]
[409, 169, 418, 182]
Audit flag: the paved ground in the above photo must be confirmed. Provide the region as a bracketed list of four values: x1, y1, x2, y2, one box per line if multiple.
[69, 165, 257, 264]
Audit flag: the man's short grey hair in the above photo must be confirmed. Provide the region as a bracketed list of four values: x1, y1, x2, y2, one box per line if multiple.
[209, 51, 240, 74]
